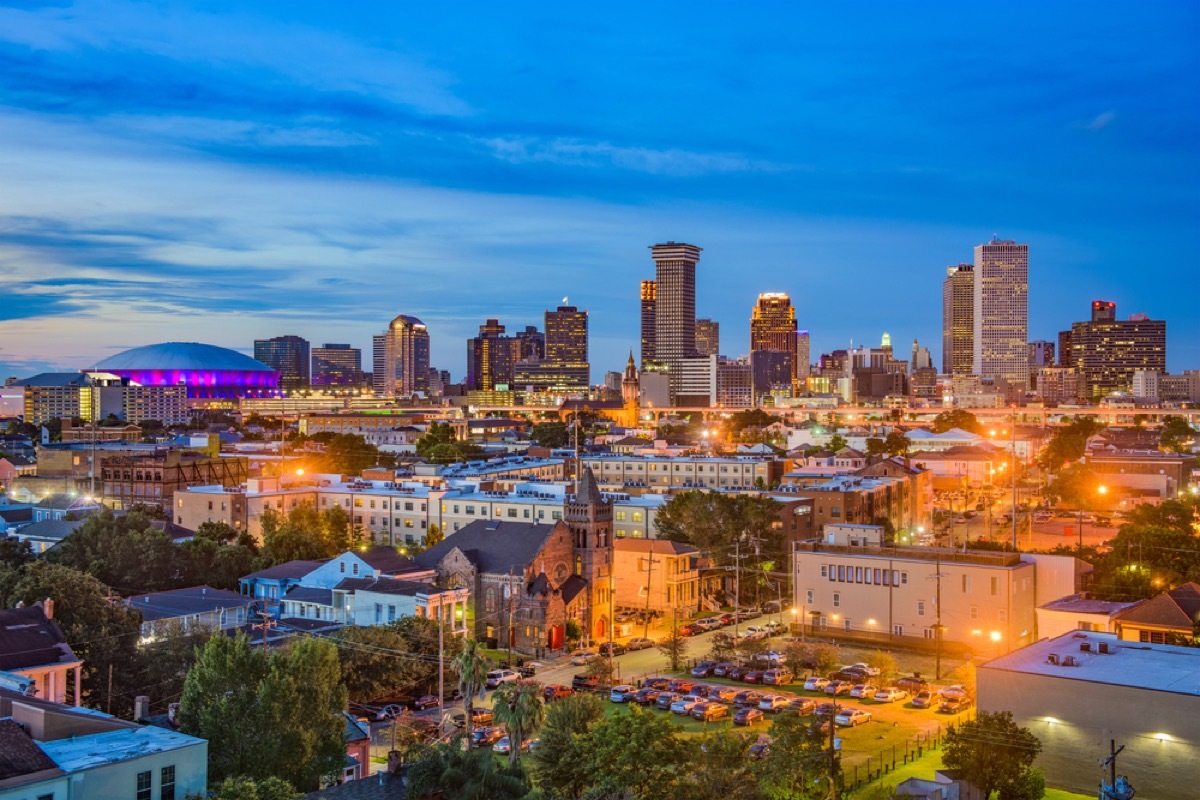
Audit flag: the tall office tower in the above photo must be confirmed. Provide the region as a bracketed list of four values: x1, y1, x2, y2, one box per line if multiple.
[797, 331, 811, 382]
[515, 326, 545, 361]
[374, 315, 431, 397]
[1057, 330, 1073, 368]
[750, 350, 793, 402]
[972, 238, 1029, 386]
[942, 264, 975, 375]
[910, 339, 933, 372]
[695, 318, 720, 357]
[650, 242, 702, 399]
[1070, 301, 1167, 401]
[253, 335, 310, 392]
[639, 280, 657, 368]
[1028, 340, 1056, 368]
[545, 306, 588, 365]
[311, 343, 362, 386]
[750, 292, 799, 393]
[467, 319, 520, 391]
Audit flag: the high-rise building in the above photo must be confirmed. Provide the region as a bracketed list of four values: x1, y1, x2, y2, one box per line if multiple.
[1028, 340, 1056, 368]
[515, 326, 545, 361]
[467, 319, 520, 391]
[253, 335, 310, 391]
[375, 315, 430, 397]
[545, 306, 588, 367]
[797, 331, 811, 382]
[715, 357, 753, 408]
[1070, 301, 1167, 400]
[650, 242, 701, 399]
[639, 279, 657, 369]
[750, 350, 792, 402]
[750, 292, 799, 394]
[695, 318, 720, 357]
[972, 238, 1029, 386]
[512, 307, 590, 394]
[942, 264, 974, 375]
[1057, 330, 1073, 368]
[311, 344, 362, 386]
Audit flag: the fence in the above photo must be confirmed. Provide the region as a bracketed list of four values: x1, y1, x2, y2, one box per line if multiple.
[843, 711, 974, 793]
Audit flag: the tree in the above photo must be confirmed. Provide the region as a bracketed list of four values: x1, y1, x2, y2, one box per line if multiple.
[825, 434, 849, 452]
[492, 681, 546, 768]
[0, 536, 33, 568]
[134, 618, 213, 717]
[1160, 416, 1196, 454]
[655, 492, 787, 584]
[47, 506, 187, 594]
[863, 650, 898, 684]
[1037, 416, 1103, 471]
[583, 705, 691, 800]
[528, 692, 604, 800]
[1045, 463, 1101, 509]
[687, 732, 763, 800]
[657, 616, 690, 672]
[947, 662, 976, 698]
[865, 437, 887, 458]
[207, 776, 299, 800]
[883, 430, 910, 457]
[412, 745, 530, 800]
[754, 712, 833, 800]
[332, 625, 422, 702]
[422, 523, 445, 550]
[179, 635, 348, 791]
[932, 410, 981, 434]
[531, 423, 569, 449]
[416, 423, 484, 465]
[451, 638, 492, 741]
[801, 642, 841, 676]
[943, 711, 1042, 800]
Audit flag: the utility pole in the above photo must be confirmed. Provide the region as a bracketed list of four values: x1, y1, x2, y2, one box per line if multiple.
[828, 699, 839, 800]
[641, 549, 659, 639]
[927, 559, 946, 680]
[252, 606, 276, 653]
[1011, 407, 1019, 550]
[437, 600, 445, 724]
[1099, 739, 1135, 800]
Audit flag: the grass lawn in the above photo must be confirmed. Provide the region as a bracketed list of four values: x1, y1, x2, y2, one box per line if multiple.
[846, 748, 1095, 800]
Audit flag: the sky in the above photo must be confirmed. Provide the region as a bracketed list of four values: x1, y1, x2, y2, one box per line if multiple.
[0, 1, 1197, 382]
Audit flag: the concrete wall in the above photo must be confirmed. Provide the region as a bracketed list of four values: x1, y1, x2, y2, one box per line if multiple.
[978, 666, 1200, 797]
[70, 741, 207, 800]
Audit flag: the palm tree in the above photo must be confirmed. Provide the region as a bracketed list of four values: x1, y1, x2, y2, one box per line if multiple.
[491, 681, 546, 768]
[451, 638, 491, 742]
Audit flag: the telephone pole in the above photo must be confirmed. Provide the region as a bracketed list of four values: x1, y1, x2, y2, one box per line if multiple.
[641, 549, 659, 639]
[927, 559, 946, 679]
[1099, 739, 1135, 800]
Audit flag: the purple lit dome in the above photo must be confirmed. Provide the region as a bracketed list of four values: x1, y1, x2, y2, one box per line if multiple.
[92, 342, 278, 399]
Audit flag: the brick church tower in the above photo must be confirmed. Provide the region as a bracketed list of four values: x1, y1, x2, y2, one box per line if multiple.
[565, 466, 613, 641]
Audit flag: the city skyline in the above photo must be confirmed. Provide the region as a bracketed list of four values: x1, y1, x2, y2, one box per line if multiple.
[1, 4, 1197, 379]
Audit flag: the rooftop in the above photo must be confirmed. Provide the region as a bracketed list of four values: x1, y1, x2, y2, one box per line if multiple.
[793, 541, 1026, 568]
[39, 725, 204, 772]
[93, 341, 274, 373]
[0, 603, 80, 672]
[125, 586, 254, 621]
[1039, 594, 1142, 616]
[983, 630, 1200, 697]
[614, 538, 700, 556]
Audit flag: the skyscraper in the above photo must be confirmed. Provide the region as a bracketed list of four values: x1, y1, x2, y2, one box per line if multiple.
[750, 292, 799, 393]
[942, 264, 974, 375]
[695, 318, 720, 357]
[375, 315, 430, 397]
[1070, 301, 1166, 400]
[467, 319, 520, 391]
[650, 242, 701, 397]
[311, 343, 362, 386]
[253, 335, 310, 391]
[972, 238, 1029, 386]
[515, 305, 590, 392]
[639, 279, 657, 368]
[515, 326, 545, 361]
[797, 331, 811, 382]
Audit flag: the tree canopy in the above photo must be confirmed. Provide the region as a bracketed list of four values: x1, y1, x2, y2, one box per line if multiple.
[943, 711, 1042, 800]
[1037, 416, 1103, 471]
[417, 422, 485, 464]
[932, 409, 981, 434]
[259, 504, 363, 564]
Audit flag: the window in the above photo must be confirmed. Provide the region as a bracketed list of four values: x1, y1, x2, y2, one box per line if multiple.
[161, 766, 176, 800]
[806, 590, 814, 604]
[969, 606, 978, 620]
[820, 565, 828, 578]
[632, 512, 643, 522]
[900, 572, 908, 585]
[405, 519, 414, 528]
[837, 565, 845, 582]
[339, 562, 345, 574]
[832, 592, 840, 608]
[352, 563, 359, 576]
[962, 575, 972, 593]
[616, 511, 626, 520]
[917, 600, 925, 616]
[893, 625, 903, 636]
[370, 499, 376, 509]
[844, 618, 852, 632]
[990, 577, 999, 596]
[388, 605, 397, 622]
[873, 568, 881, 585]
[507, 509, 518, 518]
[137, 770, 152, 800]
[855, 567, 863, 583]
[924, 628, 935, 639]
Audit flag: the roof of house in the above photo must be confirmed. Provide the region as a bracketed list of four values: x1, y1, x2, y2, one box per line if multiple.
[0, 719, 61, 781]
[614, 538, 700, 556]
[358, 546, 422, 576]
[0, 454, 36, 467]
[1039, 595, 1142, 616]
[0, 602, 79, 672]
[334, 577, 443, 597]
[241, 559, 326, 582]
[303, 772, 406, 800]
[0, 507, 33, 524]
[414, 519, 562, 576]
[125, 586, 254, 622]
[343, 711, 370, 744]
[1113, 582, 1200, 630]
[34, 494, 95, 510]
[38, 725, 204, 772]
[13, 518, 88, 542]
[284, 586, 335, 605]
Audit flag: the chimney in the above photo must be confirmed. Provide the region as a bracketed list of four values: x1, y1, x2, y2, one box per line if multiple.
[167, 703, 180, 726]
[43, 598, 54, 620]
[134, 695, 150, 720]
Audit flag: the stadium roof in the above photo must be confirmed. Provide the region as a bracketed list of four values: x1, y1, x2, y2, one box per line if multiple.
[94, 342, 274, 373]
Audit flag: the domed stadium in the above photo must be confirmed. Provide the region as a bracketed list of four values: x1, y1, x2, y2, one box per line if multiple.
[90, 342, 278, 399]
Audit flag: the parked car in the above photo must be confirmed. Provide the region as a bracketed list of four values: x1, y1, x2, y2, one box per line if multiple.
[688, 684, 711, 699]
[644, 677, 671, 690]
[610, 685, 636, 703]
[412, 694, 441, 711]
[696, 617, 725, 631]
[739, 627, 768, 642]
[758, 694, 790, 713]
[544, 684, 573, 702]
[713, 661, 736, 677]
[634, 687, 662, 705]
[571, 674, 599, 692]
[467, 707, 493, 726]
[831, 668, 869, 683]
[835, 709, 873, 727]
[718, 613, 737, 625]
[813, 703, 839, 718]
[670, 697, 699, 715]
[678, 624, 701, 636]
[656, 692, 682, 710]
[763, 621, 787, 635]
[692, 661, 718, 678]
[747, 741, 770, 760]
[743, 670, 765, 684]
[896, 675, 929, 693]
[598, 642, 627, 657]
[873, 687, 909, 703]
[911, 689, 936, 709]
[727, 665, 750, 681]
[376, 703, 409, 720]
[569, 649, 599, 666]
[939, 684, 970, 699]
[626, 637, 654, 651]
[667, 679, 695, 693]
[786, 697, 817, 716]
[763, 669, 795, 686]
[825, 680, 853, 696]
[516, 664, 538, 678]
[849, 662, 881, 677]
[733, 707, 765, 726]
[471, 726, 504, 748]
[733, 690, 764, 707]
[492, 736, 532, 754]
[485, 669, 519, 688]
[939, 697, 971, 714]
[708, 686, 739, 703]
[756, 650, 788, 666]
[693, 701, 730, 722]
[849, 683, 878, 699]
[803, 677, 830, 692]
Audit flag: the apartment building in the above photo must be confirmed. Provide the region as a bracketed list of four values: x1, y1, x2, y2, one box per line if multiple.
[582, 454, 783, 491]
[613, 538, 702, 614]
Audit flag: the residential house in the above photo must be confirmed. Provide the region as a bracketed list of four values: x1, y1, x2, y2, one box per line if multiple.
[0, 602, 82, 706]
[124, 587, 256, 640]
[612, 538, 701, 614]
[32, 494, 100, 523]
[1113, 582, 1200, 644]
[8, 518, 88, 555]
[1037, 594, 1143, 640]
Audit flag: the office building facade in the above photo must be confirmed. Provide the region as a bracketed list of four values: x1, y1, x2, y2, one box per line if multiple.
[650, 242, 702, 400]
[695, 318, 720, 357]
[253, 335, 310, 391]
[466, 319, 520, 391]
[972, 239, 1029, 385]
[1070, 301, 1167, 400]
[311, 343, 362, 386]
[375, 315, 431, 397]
[942, 264, 974, 375]
[639, 279, 657, 368]
[751, 292, 800, 392]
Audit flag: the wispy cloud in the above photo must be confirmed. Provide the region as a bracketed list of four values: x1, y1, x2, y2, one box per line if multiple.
[1086, 110, 1117, 131]
[475, 136, 796, 177]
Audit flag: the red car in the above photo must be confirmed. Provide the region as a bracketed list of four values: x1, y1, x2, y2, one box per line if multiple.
[543, 684, 573, 701]
[743, 671, 765, 684]
[678, 624, 701, 636]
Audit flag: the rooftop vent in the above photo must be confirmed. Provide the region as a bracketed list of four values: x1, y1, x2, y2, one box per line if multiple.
[1046, 653, 1059, 665]
[1080, 642, 1092, 653]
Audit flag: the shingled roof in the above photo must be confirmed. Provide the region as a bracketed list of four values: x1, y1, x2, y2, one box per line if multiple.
[0, 602, 79, 672]
[0, 719, 60, 781]
[1116, 582, 1200, 630]
[413, 519, 562, 576]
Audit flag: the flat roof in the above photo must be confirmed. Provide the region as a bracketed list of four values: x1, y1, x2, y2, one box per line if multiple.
[39, 726, 203, 771]
[983, 630, 1200, 697]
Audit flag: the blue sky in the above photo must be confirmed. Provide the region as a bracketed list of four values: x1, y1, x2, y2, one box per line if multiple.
[0, 1, 1197, 381]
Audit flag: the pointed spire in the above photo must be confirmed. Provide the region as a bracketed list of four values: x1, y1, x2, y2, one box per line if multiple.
[576, 465, 601, 506]
[627, 350, 635, 367]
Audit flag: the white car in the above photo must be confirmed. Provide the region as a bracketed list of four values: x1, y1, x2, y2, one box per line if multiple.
[757, 650, 787, 666]
[804, 677, 830, 692]
[850, 662, 880, 677]
[758, 694, 790, 712]
[849, 683, 877, 699]
[485, 669, 519, 688]
[873, 687, 909, 703]
[939, 684, 970, 699]
[569, 649, 599, 666]
[670, 698, 699, 715]
[740, 626, 768, 641]
[835, 709, 873, 727]
[610, 685, 636, 703]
